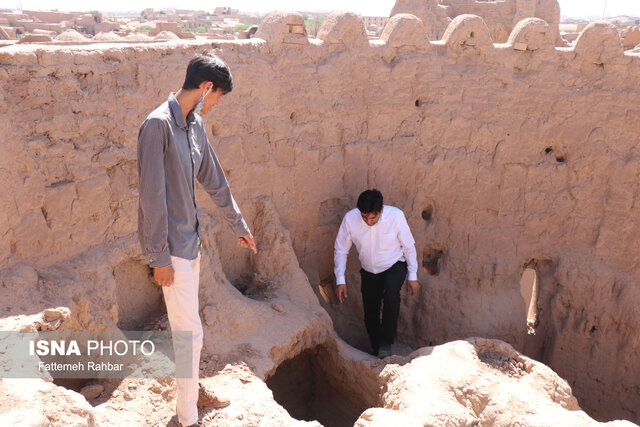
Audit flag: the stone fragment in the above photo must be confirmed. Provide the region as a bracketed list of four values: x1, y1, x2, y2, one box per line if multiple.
[271, 303, 284, 313]
[80, 383, 104, 400]
[202, 304, 218, 326]
[513, 42, 527, 51]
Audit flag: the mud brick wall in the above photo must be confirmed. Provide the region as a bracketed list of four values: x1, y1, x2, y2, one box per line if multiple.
[1, 12, 639, 422]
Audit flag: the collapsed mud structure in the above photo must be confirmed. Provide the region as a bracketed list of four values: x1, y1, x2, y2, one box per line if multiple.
[1, 8, 640, 427]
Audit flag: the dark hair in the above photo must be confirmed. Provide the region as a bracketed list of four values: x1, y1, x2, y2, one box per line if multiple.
[182, 53, 233, 93]
[357, 189, 383, 214]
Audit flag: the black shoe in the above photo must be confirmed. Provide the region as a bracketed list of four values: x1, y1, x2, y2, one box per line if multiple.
[378, 343, 392, 358]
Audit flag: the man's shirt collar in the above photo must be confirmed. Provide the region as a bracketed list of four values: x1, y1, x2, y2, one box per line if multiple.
[168, 93, 196, 130]
[359, 205, 388, 227]
[379, 206, 388, 223]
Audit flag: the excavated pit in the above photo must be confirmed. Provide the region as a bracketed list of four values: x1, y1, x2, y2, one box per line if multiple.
[113, 259, 165, 330]
[266, 346, 373, 427]
[232, 273, 277, 301]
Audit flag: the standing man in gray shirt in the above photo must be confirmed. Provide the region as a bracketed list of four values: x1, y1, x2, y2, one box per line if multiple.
[137, 53, 257, 427]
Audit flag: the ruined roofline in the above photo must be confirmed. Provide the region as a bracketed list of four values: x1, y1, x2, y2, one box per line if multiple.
[1, 12, 638, 68]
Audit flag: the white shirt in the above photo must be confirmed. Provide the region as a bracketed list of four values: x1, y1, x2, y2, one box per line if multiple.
[334, 205, 418, 285]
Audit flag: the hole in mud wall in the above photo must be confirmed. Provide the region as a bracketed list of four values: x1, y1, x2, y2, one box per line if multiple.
[422, 247, 443, 275]
[421, 205, 433, 223]
[53, 378, 90, 393]
[207, 205, 264, 299]
[266, 347, 371, 427]
[113, 260, 164, 329]
[53, 378, 112, 404]
[232, 273, 276, 301]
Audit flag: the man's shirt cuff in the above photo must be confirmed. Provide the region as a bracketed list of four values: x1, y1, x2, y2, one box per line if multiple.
[232, 220, 251, 237]
[407, 272, 418, 281]
[148, 250, 172, 268]
[335, 275, 346, 285]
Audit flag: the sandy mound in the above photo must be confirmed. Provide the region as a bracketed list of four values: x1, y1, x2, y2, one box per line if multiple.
[55, 29, 89, 42]
[123, 32, 151, 41]
[154, 30, 180, 41]
[356, 339, 636, 426]
[93, 32, 122, 42]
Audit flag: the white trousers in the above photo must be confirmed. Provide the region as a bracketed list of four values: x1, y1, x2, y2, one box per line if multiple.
[164, 254, 203, 426]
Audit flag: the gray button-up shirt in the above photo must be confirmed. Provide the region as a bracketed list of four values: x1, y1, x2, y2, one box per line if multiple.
[137, 93, 250, 268]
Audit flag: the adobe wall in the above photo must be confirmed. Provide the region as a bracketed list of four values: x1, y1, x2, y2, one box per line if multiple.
[22, 10, 76, 24]
[1, 12, 639, 422]
[391, 0, 562, 44]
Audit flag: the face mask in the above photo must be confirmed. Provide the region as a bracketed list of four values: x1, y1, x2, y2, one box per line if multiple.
[194, 86, 212, 114]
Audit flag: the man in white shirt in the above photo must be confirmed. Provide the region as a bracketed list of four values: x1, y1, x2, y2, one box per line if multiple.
[334, 189, 419, 358]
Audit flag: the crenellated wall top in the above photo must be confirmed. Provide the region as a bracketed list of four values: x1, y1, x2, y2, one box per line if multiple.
[1, 12, 638, 70]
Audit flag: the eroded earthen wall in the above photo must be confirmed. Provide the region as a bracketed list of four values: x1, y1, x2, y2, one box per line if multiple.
[1, 14, 639, 422]
[392, 0, 562, 44]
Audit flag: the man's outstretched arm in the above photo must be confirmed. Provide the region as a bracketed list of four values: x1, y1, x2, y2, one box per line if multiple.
[334, 216, 352, 302]
[398, 212, 419, 296]
[197, 131, 256, 253]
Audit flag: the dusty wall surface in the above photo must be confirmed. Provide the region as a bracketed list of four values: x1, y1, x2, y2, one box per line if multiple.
[1, 12, 640, 423]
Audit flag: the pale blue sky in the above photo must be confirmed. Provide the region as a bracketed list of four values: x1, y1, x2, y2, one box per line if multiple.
[1, 0, 638, 19]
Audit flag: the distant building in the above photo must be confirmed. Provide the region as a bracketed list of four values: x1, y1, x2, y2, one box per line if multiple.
[148, 21, 196, 39]
[363, 16, 388, 29]
[214, 7, 239, 16]
[363, 16, 388, 37]
[74, 13, 119, 35]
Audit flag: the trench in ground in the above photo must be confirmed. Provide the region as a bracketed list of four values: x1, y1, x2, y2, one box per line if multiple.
[266, 346, 373, 427]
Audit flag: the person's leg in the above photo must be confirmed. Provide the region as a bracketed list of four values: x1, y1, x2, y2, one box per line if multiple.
[360, 268, 384, 354]
[163, 255, 203, 426]
[380, 261, 408, 347]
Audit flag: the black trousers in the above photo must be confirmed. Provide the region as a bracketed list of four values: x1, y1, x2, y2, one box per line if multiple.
[360, 260, 407, 353]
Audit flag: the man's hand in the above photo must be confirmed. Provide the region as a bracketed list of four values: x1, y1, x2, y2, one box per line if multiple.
[407, 280, 419, 296]
[238, 233, 257, 254]
[336, 284, 348, 303]
[154, 265, 174, 287]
